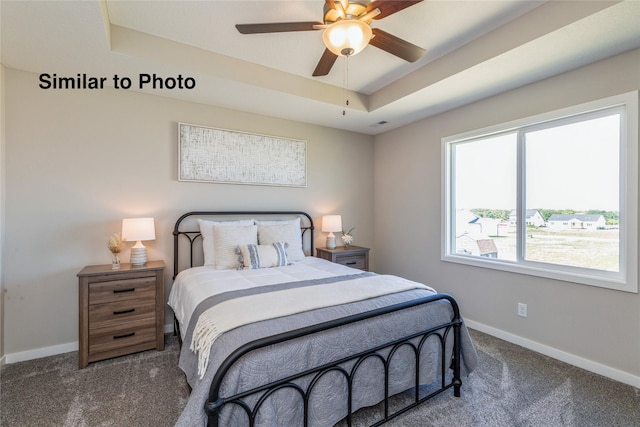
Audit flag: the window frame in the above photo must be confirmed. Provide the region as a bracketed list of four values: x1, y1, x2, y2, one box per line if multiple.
[441, 91, 638, 293]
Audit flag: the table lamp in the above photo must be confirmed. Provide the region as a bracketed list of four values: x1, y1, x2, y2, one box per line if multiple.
[122, 217, 156, 266]
[322, 215, 342, 249]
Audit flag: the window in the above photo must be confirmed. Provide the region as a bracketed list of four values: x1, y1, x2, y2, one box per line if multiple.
[442, 92, 638, 292]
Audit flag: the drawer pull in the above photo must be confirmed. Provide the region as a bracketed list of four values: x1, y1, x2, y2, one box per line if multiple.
[346, 261, 357, 265]
[113, 332, 135, 340]
[113, 308, 135, 315]
[113, 288, 135, 294]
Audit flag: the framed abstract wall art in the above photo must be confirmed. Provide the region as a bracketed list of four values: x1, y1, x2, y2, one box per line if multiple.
[178, 123, 307, 187]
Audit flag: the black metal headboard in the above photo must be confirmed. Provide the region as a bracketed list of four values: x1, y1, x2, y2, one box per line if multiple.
[173, 211, 314, 279]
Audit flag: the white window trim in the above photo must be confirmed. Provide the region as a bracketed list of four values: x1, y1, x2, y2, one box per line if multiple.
[441, 91, 638, 293]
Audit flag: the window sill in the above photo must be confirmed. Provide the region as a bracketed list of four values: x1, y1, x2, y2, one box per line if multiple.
[442, 253, 637, 293]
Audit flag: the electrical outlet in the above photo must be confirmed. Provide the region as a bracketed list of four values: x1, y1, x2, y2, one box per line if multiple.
[517, 303, 527, 318]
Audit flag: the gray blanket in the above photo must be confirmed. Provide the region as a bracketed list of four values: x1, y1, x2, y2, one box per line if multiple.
[175, 274, 478, 426]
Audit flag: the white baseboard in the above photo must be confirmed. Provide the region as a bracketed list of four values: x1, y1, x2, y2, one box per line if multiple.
[4, 341, 78, 364]
[4, 323, 176, 365]
[465, 319, 640, 389]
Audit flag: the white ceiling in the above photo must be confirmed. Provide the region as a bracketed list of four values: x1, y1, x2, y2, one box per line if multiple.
[2, 1, 639, 135]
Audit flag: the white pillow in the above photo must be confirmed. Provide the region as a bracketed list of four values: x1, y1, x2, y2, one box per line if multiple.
[212, 224, 258, 270]
[198, 219, 254, 266]
[236, 242, 290, 269]
[256, 218, 305, 261]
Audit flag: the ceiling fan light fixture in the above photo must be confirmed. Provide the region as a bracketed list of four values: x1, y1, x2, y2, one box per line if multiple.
[322, 19, 372, 57]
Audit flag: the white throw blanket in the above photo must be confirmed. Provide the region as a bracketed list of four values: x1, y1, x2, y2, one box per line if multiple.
[191, 274, 434, 378]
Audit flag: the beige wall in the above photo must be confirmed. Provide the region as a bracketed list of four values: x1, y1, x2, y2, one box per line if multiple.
[374, 49, 640, 385]
[3, 67, 374, 358]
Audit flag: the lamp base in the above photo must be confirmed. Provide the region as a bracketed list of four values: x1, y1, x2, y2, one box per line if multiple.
[130, 246, 147, 266]
[326, 235, 336, 250]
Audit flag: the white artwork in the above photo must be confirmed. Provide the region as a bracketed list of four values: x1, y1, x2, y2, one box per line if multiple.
[178, 123, 307, 187]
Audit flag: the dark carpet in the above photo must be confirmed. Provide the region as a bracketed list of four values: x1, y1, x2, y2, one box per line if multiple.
[1, 329, 639, 426]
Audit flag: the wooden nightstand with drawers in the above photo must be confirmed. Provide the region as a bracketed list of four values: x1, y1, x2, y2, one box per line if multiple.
[77, 261, 165, 368]
[316, 246, 370, 271]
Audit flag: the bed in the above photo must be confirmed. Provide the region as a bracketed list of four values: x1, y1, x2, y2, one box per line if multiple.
[169, 211, 478, 427]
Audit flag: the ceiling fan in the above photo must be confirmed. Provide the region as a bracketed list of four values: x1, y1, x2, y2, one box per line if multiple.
[236, 0, 426, 77]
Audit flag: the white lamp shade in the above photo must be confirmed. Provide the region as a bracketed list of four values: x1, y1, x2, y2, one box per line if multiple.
[122, 217, 156, 242]
[322, 19, 372, 57]
[322, 215, 343, 233]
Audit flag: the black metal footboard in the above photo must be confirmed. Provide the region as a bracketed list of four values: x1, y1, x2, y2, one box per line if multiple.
[205, 293, 463, 427]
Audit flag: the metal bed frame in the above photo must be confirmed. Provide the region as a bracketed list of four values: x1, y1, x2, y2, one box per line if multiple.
[173, 211, 463, 427]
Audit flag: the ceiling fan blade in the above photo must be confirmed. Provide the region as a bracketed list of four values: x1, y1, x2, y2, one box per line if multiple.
[366, 0, 423, 20]
[312, 48, 339, 76]
[236, 22, 323, 34]
[369, 28, 426, 62]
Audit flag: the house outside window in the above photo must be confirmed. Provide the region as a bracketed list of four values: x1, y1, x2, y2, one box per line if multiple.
[442, 92, 638, 292]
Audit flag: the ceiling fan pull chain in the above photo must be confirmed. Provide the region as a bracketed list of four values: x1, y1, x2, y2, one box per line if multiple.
[343, 54, 349, 116]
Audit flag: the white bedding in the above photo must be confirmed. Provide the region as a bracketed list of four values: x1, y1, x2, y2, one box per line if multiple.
[168, 256, 366, 341]
[170, 256, 478, 427]
[190, 272, 434, 377]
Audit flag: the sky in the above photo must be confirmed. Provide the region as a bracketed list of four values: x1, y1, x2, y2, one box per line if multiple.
[454, 113, 620, 212]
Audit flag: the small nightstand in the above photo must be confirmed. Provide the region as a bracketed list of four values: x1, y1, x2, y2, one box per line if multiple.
[77, 260, 165, 369]
[316, 246, 370, 271]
